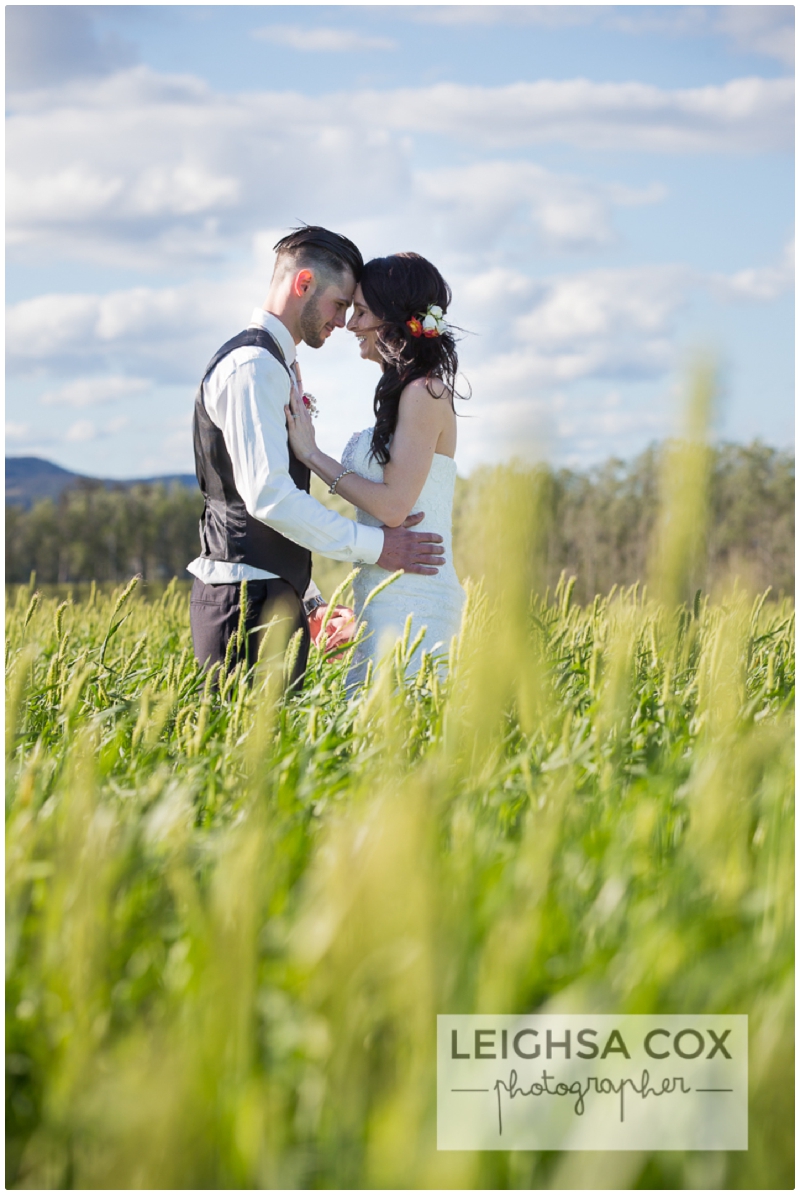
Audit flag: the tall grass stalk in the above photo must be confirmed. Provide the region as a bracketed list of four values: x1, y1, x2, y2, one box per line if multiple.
[5, 424, 794, 1189]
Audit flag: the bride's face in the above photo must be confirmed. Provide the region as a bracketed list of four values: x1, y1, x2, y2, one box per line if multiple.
[347, 284, 384, 365]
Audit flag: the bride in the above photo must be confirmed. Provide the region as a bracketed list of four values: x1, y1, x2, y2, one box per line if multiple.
[285, 251, 466, 684]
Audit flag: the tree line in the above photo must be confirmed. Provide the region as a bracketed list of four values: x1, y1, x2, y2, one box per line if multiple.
[453, 439, 793, 603]
[6, 441, 794, 599]
[6, 480, 202, 586]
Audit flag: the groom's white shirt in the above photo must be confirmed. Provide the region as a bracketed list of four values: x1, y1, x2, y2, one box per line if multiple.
[187, 309, 384, 585]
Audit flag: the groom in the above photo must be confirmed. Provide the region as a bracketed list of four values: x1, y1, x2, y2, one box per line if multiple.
[188, 224, 445, 685]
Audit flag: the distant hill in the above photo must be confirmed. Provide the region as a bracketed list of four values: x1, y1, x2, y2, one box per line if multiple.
[6, 456, 197, 509]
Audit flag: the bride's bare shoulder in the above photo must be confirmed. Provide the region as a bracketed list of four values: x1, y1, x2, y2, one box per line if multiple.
[400, 375, 452, 404]
[397, 378, 456, 456]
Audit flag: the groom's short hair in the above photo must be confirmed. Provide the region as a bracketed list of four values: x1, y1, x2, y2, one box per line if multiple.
[273, 225, 363, 285]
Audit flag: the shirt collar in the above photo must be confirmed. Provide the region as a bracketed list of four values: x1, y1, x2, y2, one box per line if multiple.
[249, 308, 297, 367]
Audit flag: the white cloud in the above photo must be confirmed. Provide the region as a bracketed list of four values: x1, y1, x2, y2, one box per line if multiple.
[252, 25, 396, 52]
[7, 167, 124, 227]
[7, 68, 408, 270]
[65, 416, 130, 444]
[6, 280, 243, 383]
[373, 77, 793, 153]
[5, 232, 292, 383]
[414, 5, 795, 68]
[6, 6, 137, 90]
[446, 239, 792, 468]
[415, 162, 664, 253]
[40, 376, 151, 408]
[450, 260, 691, 381]
[6, 422, 31, 441]
[715, 7, 794, 68]
[4, 55, 792, 473]
[459, 267, 538, 307]
[7, 244, 791, 429]
[552, 392, 673, 468]
[514, 266, 689, 350]
[710, 240, 794, 301]
[450, 381, 674, 474]
[6, 67, 790, 273]
[66, 420, 99, 443]
[413, 7, 596, 29]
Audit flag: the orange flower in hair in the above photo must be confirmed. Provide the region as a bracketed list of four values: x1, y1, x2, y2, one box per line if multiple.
[406, 317, 423, 337]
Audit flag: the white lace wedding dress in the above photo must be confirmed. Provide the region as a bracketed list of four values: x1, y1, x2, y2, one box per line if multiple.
[341, 427, 465, 686]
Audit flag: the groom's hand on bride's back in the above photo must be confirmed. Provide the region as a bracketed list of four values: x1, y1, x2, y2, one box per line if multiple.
[377, 511, 445, 575]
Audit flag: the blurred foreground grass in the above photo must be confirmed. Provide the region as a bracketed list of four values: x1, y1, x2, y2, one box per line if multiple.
[5, 387, 795, 1189]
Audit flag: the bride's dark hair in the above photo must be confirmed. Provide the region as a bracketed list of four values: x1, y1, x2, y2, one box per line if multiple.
[360, 252, 466, 465]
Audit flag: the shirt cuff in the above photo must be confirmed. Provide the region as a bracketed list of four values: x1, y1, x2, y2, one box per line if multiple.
[353, 524, 384, 565]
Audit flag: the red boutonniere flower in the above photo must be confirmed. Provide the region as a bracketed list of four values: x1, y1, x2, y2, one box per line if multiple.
[406, 318, 423, 338]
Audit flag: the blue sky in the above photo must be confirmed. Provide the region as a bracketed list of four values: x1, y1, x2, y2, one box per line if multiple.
[6, 4, 794, 477]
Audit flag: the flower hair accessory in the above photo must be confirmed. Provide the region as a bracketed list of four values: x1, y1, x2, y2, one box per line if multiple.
[406, 304, 447, 338]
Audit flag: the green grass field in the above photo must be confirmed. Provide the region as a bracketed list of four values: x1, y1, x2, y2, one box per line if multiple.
[5, 443, 795, 1189]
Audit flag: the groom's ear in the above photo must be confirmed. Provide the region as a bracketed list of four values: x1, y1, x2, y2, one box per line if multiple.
[292, 269, 314, 298]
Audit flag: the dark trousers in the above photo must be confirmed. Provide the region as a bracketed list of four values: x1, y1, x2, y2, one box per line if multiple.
[190, 577, 310, 689]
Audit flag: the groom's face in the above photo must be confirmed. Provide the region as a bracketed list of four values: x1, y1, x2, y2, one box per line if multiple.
[299, 269, 356, 349]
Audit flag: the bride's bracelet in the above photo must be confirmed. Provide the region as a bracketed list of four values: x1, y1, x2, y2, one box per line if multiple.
[329, 468, 355, 495]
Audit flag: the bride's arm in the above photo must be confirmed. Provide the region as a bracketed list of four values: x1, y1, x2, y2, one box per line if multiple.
[285, 381, 444, 528]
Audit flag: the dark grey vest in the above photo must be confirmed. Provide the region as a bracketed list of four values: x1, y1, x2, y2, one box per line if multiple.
[193, 327, 312, 598]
